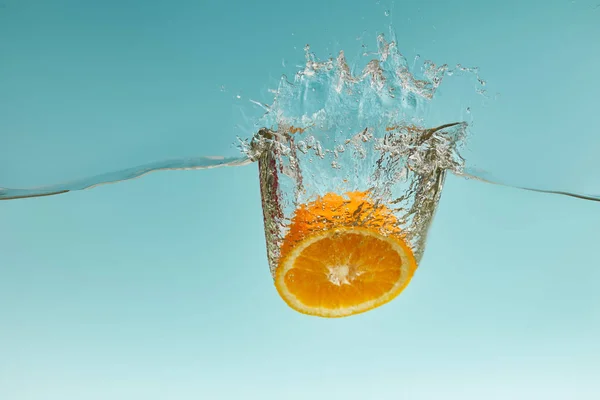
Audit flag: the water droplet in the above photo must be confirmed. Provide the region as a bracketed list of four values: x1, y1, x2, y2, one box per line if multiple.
[297, 141, 308, 154]
[220, 85, 225, 92]
[236, 95, 241, 99]
[466, 107, 471, 113]
[384, 10, 390, 16]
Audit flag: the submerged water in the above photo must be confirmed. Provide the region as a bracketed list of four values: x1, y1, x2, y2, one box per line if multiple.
[256, 123, 464, 275]
[1, 29, 598, 203]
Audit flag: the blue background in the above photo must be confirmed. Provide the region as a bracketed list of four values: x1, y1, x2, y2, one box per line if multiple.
[1, 1, 599, 399]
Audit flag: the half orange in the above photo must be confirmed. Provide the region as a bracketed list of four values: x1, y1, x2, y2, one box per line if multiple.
[274, 191, 417, 317]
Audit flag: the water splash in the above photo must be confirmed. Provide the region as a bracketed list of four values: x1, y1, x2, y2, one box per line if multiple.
[241, 31, 478, 181]
[243, 32, 457, 144]
[240, 30, 477, 265]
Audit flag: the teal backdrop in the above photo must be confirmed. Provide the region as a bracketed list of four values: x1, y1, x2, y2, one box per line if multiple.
[1, 1, 599, 399]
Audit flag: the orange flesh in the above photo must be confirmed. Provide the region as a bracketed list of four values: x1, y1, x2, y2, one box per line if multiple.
[279, 191, 403, 259]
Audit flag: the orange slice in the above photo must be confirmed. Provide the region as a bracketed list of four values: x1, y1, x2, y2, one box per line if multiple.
[275, 191, 417, 318]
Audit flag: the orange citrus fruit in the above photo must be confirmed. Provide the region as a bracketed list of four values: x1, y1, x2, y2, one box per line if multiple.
[275, 191, 417, 318]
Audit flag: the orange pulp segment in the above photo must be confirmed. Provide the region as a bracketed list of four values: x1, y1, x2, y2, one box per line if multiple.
[275, 191, 417, 318]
